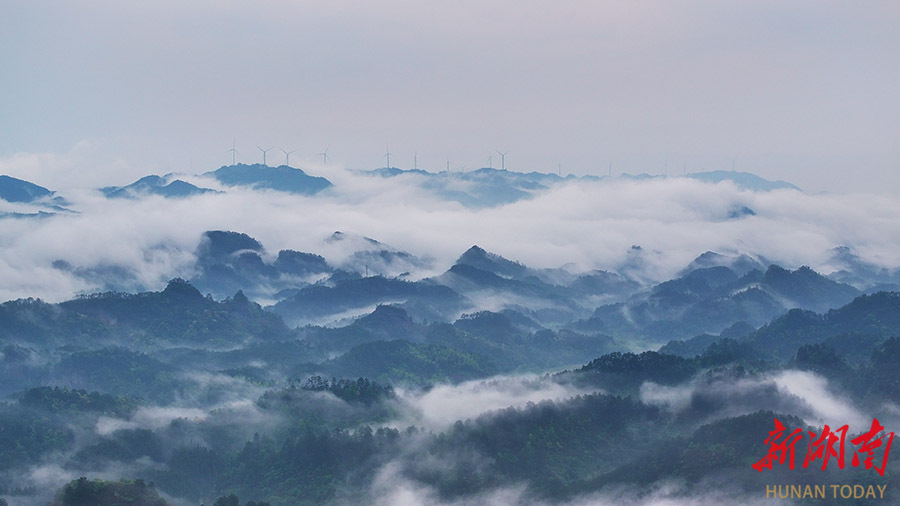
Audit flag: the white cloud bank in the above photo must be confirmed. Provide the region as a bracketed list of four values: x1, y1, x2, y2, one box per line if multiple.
[0, 167, 898, 303]
[640, 369, 869, 430]
[390, 374, 596, 432]
[95, 406, 207, 436]
[359, 463, 772, 506]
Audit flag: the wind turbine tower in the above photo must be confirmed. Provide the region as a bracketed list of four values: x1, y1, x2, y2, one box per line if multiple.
[227, 139, 239, 165]
[257, 146, 274, 166]
[317, 147, 329, 164]
[280, 148, 297, 167]
[384, 146, 392, 168]
[497, 151, 507, 170]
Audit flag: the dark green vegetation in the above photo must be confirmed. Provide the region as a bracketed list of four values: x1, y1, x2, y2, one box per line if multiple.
[1, 231, 899, 504]
[0, 278, 290, 352]
[8, 325, 900, 505]
[0, 270, 629, 396]
[48, 478, 169, 506]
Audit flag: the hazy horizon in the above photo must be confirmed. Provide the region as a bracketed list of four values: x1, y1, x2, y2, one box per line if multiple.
[2, 1, 899, 194]
[3, 4, 900, 504]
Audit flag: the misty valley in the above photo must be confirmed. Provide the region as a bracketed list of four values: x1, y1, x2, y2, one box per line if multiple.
[1, 168, 900, 505]
[6, 0, 900, 503]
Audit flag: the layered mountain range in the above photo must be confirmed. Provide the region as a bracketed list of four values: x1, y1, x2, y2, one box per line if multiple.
[1, 165, 798, 213]
[3, 227, 899, 396]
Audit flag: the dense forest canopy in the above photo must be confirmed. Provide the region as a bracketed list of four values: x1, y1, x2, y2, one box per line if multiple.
[0, 234, 898, 505]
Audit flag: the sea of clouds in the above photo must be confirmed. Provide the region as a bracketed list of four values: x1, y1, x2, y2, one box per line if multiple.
[1, 160, 899, 303]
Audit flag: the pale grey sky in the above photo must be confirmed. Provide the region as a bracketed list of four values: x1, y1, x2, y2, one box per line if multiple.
[2, 0, 898, 193]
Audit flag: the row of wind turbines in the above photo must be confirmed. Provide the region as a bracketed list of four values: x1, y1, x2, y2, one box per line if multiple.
[227, 140, 513, 172]
[227, 140, 329, 167]
[386, 148, 509, 171]
[225, 141, 735, 177]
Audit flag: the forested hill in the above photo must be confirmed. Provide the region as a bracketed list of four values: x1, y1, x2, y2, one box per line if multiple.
[0, 278, 291, 349]
[0, 250, 898, 504]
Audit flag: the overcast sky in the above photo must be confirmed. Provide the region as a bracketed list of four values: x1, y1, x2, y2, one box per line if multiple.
[2, 1, 898, 193]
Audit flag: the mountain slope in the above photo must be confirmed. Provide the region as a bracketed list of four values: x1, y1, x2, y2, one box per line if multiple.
[101, 175, 216, 199]
[205, 164, 332, 195]
[0, 175, 55, 202]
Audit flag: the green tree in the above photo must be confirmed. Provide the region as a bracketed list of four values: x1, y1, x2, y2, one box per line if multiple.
[213, 494, 240, 506]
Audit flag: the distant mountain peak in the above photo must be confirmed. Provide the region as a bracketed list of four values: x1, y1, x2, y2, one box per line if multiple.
[679, 251, 766, 277]
[205, 163, 332, 195]
[101, 174, 216, 199]
[162, 277, 204, 299]
[355, 304, 413, 329]
[196, 231, 264, 267]
[462, 245, 487, 256]
[455, 245, 528, 280]
[0, 174, 54, 203]
[687, 170, 800, 192]
[231, 289, 249, 303]
[326, 230, 382, 246]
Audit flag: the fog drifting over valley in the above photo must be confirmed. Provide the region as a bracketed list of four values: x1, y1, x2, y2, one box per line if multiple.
[0, 168, 898, 304]
[5, 366, 876, 506]
[3, 2, 899, 504]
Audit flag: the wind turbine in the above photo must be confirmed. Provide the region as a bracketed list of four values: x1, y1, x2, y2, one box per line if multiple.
[497, 151, 507, 170]
[317, 147, 329, 164]
[280, 148, 297, 167]
[487, 154, 493, 169]
[257, 146, 274, 166]
[227, 139, 239, 165]
[383, 146, 392, 168]
[413, 152, 418, 170]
